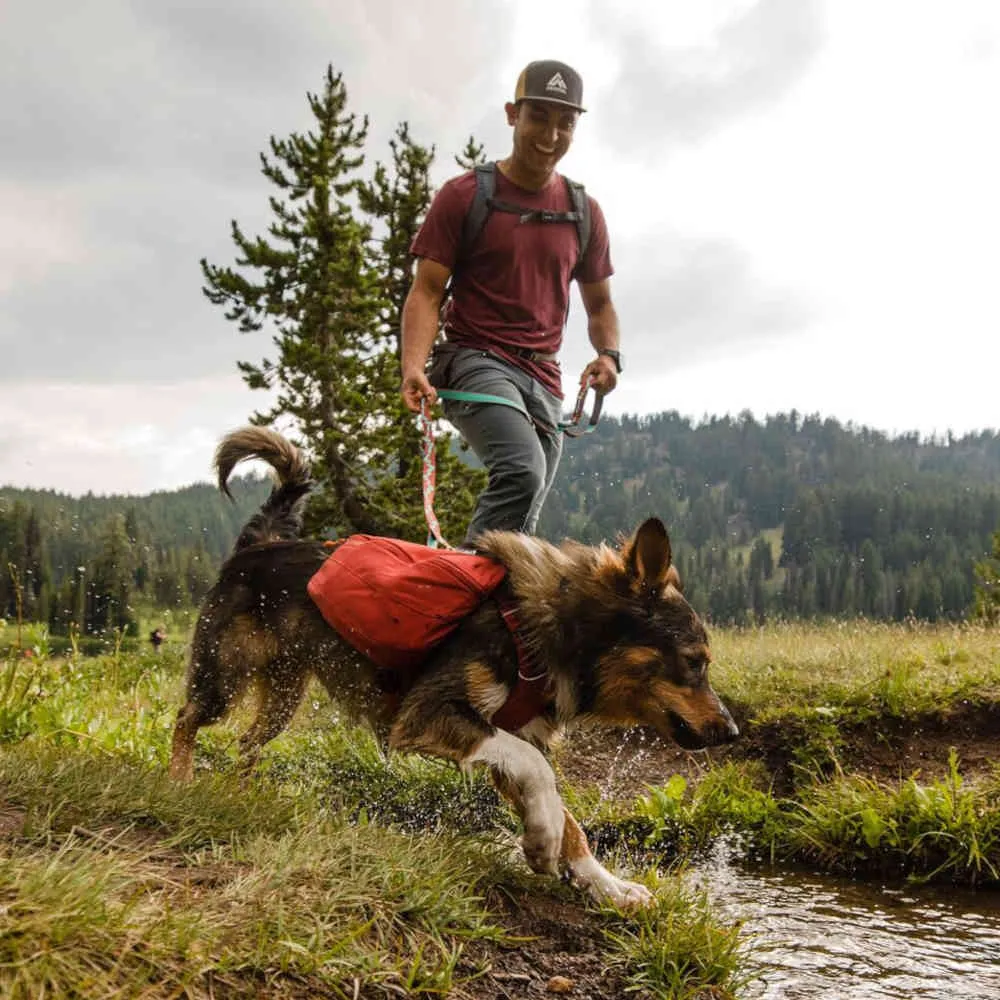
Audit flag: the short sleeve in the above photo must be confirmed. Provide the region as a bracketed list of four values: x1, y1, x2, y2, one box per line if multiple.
[576, 195, 613, 285]
[409, 175, 474, 271]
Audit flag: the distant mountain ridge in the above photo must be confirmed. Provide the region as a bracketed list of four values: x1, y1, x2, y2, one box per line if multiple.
[3, 412, 999, 625]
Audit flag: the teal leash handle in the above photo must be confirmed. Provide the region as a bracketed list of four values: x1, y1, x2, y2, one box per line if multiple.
[435, 388, 531, 418]
[435, 384, 603, 436]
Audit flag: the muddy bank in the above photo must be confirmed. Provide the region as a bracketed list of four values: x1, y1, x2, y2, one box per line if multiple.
[555, 700, 1000, 802]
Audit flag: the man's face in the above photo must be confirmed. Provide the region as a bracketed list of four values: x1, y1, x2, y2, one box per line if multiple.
[506, 99, 579, 177]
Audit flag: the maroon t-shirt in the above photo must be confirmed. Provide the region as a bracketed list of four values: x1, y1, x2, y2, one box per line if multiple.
[410, 167, 613, 398]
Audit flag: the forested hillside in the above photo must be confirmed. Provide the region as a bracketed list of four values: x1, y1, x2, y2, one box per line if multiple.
[537, 411, 1000, 623]
[3, 411, 1000, 631]
[0, 475, 270, 635]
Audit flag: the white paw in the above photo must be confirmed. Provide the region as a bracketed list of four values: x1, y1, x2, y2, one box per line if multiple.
[596, 875, 654, 910]
[520, 788, 565, 874]
[569, 856, 655, 909]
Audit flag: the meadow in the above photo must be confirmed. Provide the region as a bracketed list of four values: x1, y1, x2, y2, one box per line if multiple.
[1, 616, 998, 998]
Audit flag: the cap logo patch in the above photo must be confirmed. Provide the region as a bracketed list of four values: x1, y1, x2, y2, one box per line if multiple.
[545, 72, 568, 95]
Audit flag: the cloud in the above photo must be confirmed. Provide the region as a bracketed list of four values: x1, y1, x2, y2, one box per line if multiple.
[559, 231, 809, 383]
[0, 374, 278, 495]
[591, 0, 824, 152]
[0, 0, 516, 387]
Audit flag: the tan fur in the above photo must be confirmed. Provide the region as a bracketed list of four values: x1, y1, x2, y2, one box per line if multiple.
[464, 661, 511, 719]
[215, 426, 309, 500]
[560, 809, 592, 863]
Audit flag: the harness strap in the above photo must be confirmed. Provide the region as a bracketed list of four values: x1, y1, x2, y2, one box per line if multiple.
[486, 196, 583, 227]
[492, 586, 553, 731]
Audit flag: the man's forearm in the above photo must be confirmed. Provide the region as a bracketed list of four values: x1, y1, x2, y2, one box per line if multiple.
[587, 300, 620, 353]
[400, 288, 442, 376]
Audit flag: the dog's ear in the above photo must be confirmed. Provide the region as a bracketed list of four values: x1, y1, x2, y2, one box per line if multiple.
[623, 518, 673, 593]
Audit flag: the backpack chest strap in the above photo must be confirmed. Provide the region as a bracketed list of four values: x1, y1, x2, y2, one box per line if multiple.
[486, 197, 583, 226]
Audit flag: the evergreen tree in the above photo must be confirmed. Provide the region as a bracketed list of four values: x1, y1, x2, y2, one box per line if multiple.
[973, 528, 1000, 623]
[201, 66, 387, 537]
[87, 515, 136, 635]
[454, 135, 487, 170]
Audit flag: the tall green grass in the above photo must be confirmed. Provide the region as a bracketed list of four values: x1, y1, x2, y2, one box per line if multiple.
[629, 756, 1000, 887]
[0, 636, 752, 999]
[712, 619, 1000, 719]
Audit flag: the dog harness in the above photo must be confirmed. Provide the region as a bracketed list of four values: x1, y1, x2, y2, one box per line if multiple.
[308, 536, 553, 730]
[491, 583, 554, 731]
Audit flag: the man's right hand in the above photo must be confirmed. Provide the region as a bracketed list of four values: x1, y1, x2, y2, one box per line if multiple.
[401, 369, 438, 413]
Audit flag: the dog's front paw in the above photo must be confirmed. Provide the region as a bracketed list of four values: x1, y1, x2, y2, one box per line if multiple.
[569, 856, 656, 910]
[594, 875, 654, 910]
[520, 792, 565, 874]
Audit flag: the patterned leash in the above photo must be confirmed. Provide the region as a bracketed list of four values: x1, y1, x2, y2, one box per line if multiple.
[419, 397, 451, 548]
[419, 384, 604, 548]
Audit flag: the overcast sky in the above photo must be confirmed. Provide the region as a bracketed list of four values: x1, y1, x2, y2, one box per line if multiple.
[2, 0, 998, 495]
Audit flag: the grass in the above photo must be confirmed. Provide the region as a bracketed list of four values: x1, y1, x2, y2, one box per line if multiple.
[2, 616, 998, 996]
[710, 619, 1000, 720]
[0, 633, 749, 999]
[623, 756, 1000, 888]
[603, 876, 752, 1000]
[0, 759, 514, 998]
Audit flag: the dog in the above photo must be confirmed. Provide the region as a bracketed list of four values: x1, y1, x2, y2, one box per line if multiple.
[169, 427, 739, 908]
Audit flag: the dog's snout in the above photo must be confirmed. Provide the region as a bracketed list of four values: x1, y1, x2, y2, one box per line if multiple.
[713, 705, 739, 744]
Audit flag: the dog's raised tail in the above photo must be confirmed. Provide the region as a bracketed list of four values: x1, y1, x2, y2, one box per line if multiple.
[216, 427, 314, 550]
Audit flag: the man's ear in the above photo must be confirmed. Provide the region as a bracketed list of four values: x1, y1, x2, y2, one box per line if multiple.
[504, 101, 519, 126]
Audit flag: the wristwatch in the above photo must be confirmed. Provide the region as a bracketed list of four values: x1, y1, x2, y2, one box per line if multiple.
[598, 348, 623, 374]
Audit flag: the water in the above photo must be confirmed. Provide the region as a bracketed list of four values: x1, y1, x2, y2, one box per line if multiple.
[689, 851, 1000, 998]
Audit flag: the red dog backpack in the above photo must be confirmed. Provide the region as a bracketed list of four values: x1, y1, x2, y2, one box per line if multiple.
[307, 535, 508, 673]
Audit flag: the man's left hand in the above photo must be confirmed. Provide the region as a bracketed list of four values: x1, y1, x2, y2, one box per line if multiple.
[580, 354, 619, 395]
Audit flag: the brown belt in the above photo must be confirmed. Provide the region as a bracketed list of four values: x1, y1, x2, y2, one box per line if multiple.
[443, 335, 558, 365]
[504, 345, 559, 364]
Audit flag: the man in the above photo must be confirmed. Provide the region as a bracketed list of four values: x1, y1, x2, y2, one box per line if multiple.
[400, 59, 622, 546]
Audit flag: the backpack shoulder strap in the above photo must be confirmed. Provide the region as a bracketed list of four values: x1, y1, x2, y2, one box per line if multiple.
[563, 176, 591, 278]
[458, 162, 497, 262]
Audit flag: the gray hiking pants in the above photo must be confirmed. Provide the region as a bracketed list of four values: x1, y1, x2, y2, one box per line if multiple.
[430, 345, 563, 547]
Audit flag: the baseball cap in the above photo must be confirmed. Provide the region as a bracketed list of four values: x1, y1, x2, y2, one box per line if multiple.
[513, 60, 586, 112]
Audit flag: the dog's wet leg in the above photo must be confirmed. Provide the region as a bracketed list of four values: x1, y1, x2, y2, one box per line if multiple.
[169, 689, 231, 782]
[560, 810, 654, 909]
[390, 666, 565, 876]
[470, 732, 565, 875]
[237, 666, 308, 778]
[169, 641, 254, 782]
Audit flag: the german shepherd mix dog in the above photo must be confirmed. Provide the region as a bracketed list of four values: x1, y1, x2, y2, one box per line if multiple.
[170, 428, 739, 908]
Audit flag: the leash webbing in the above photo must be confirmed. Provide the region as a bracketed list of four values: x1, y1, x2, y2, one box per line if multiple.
[419, 398, 451, 549]
[436, 385, 603, 435]
[436, 388, 530, 419]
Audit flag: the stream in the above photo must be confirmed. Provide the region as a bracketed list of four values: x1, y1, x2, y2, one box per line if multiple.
[689, 851, 1000, 998]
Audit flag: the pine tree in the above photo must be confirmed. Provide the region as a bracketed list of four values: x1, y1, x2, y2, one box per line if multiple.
[973, 528, 1000, 623]
[201, 66, 387, 537]
[87, 515, 136, 635]
[455, 135, 487, 170]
